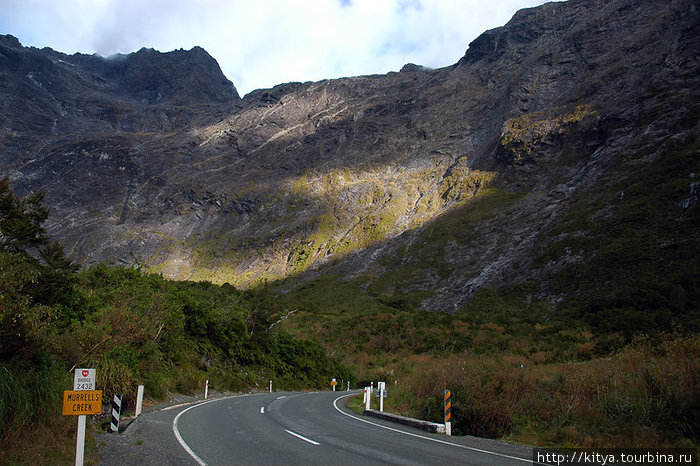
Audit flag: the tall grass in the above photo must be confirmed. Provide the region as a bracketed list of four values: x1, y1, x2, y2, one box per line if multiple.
[0, 363, 76, 464]
[382, 335, 698, 448]
[0, 363, 69, 431]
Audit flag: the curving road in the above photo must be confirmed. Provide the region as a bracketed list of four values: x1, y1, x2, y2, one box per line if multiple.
[100, 391, 538, 465]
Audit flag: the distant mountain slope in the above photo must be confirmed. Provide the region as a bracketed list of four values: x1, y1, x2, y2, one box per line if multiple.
[0, 0, 698, 315]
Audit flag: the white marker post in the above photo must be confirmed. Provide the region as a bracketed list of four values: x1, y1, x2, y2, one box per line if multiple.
[378, 381, 386, 412]
[269, 380, 273, 393]
[204, 380, 209, 400]
[73, 369, 96, 466]
[135, 385, 144, 417]
[365, 387, 371, 410]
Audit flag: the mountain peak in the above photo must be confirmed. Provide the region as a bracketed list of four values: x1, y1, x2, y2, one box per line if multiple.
[0, 34, 22, 49]
[113, 45, 240, 104]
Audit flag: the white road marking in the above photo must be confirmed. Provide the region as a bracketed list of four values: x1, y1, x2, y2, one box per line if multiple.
[332, 393, 540, 465]
[173, 401, 215, 466]
[172, 393, 268, 466]
[276, 396, 286, 399]
[260, 406, 265, 414]
[285, 429, 320, 446]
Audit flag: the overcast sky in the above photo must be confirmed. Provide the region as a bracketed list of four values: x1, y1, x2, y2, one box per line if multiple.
[2, 0, 551, 96]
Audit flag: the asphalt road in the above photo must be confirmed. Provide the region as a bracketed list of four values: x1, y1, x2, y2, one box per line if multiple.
[99, 390, 538, 465]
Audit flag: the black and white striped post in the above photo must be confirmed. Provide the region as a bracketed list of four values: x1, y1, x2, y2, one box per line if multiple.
[110, 395, 122, 432]
[444, 390, 452, 436]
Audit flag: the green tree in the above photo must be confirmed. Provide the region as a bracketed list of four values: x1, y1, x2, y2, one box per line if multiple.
[0, 176, 79, 361]
[0, 176, 77, 307]
[0, 176, 48, 254]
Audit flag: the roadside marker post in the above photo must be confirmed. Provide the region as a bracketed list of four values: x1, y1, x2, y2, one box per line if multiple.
[135, 385, 144, 417]
[331, 378, 337, 391]
[111, 395, 122, 432]
[365, 387, 371, 410]
[205, 379, 209, 399]
[444, 390, 452, 436]
[270, 380, 273, 393]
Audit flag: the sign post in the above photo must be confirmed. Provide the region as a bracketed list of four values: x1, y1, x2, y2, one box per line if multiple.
[66, 369, 100, 466]
[331, 378, 337, 391]
[376, 381, 387, 412]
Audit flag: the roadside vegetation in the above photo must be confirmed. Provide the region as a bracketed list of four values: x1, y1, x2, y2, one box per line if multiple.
[277, 275, 698, 449]
[0, 177, 349, 464]
[381, 335, 698, 448]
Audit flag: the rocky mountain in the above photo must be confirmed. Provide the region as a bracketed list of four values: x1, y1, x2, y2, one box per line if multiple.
[1, 0, 698, 316]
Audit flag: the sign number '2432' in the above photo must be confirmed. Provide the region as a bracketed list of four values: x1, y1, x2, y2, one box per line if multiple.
[74, 368, 96, 390]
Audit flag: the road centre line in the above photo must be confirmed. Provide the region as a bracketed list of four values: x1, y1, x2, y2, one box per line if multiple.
[285, 429, 320, 445]
[332, 393, 543, 465]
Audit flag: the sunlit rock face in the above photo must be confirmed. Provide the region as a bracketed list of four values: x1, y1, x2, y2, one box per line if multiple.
[1, 0, 698, 312]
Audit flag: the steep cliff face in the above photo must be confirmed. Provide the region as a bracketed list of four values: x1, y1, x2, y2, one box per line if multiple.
[1, 0, 698, 313]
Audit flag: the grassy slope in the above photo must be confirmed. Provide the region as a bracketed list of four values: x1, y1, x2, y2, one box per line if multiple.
[271, 138, 700, 448]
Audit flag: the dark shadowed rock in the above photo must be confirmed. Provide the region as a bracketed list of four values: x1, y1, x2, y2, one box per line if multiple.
[101, 46, 239, 105]
[399, 63, 429, 73]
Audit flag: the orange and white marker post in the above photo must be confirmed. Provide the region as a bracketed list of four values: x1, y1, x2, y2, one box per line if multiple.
[444, 389, 452, 436]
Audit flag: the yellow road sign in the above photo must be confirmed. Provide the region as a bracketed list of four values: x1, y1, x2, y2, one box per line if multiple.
[62, 390, 102, 416]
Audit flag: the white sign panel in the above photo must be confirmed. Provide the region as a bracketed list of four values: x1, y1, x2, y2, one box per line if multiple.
[73, 368, 96, 391]
[375, 381, 387, 397]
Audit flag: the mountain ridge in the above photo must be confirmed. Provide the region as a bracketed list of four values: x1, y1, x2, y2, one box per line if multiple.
[1, 0, 698, 315]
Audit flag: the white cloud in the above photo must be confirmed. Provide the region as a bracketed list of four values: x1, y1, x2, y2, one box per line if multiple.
[0, 0, 550, 96]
